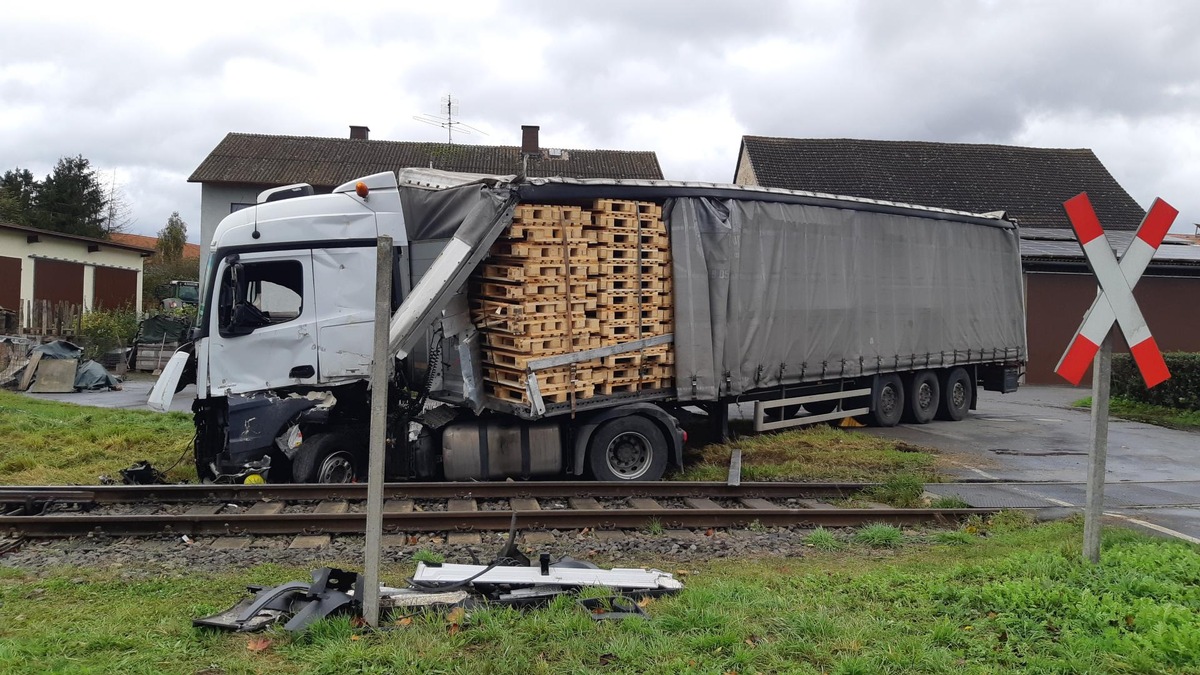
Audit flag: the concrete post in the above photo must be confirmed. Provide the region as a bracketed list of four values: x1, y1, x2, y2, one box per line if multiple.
[362, 235, 393, 626]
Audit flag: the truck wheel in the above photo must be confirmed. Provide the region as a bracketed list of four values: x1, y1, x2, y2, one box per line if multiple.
[903, 371, 940, 424]
[587, 416, 668, 482]
[868, 374, 905, 427]
[291, 432, 360, 483]
[764, 404, 801, 422]
[804, 399, 839, 415]
[937, 368, 972, 421]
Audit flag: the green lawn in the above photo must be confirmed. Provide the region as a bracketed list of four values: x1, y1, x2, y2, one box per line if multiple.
[0, 390, 195, 484]
[1073, 396, 1200, 432]
[2, 517, 1198, 673]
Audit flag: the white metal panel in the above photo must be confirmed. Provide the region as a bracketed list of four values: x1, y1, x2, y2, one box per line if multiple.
[312, 247, 376, 382]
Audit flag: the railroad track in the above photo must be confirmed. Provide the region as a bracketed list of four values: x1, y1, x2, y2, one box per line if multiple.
[0, 481, 993, 540]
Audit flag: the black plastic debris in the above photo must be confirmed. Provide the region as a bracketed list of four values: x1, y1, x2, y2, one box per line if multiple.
[194, 567, 359, 633]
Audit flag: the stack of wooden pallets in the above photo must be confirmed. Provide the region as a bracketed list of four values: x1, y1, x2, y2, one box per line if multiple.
[470, 199, 675, 406]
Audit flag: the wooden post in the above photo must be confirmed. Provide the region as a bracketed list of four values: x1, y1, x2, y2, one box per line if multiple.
[362, 235, 393, 627]
[1083, 330, 1112, 563]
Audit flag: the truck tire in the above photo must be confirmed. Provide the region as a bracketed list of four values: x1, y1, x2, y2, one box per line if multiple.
[291, 432, 360, 483]
[868, 374, 905, 427]
[903, 371, 940, 424]
[587, 415, 668, 482]
[804, 399, 839, 415]
[937, 368, 972, 421]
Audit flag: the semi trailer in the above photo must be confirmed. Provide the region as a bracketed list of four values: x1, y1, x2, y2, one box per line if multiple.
[150, 169, 1026, 484]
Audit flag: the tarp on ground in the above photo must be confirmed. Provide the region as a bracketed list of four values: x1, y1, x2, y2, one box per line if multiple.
[25, 340, 122, 391]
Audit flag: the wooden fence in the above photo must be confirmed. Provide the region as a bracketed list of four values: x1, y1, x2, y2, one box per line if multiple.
[15, 300, 84, 337]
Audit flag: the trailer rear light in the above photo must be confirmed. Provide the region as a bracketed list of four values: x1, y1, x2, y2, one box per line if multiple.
[355, 181, 369, 198]
[682, 430, 688, 443]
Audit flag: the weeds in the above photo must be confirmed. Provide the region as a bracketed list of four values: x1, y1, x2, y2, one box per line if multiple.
[853, 523, 903, 548]
[645, 518, 664, 536]
[806, 527, 842, 551]
[679, 425, 938, 482]
[412, 549, 444, 565]
[867, 473, 925, 507]
[933, 531, 976, 546]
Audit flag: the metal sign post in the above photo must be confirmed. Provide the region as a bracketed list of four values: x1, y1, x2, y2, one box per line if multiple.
[362, 235, 393, 627]
[1055, 194, 1177, 563]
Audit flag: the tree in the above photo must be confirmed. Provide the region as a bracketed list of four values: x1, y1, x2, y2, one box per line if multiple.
[33, 155, 108, 238]
[0, 168, 38, 225]
[157, 212, 188, 261]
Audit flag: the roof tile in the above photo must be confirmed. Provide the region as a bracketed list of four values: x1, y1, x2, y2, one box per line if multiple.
[190, 133, 664, 186]
[739, 136, 1146, 229]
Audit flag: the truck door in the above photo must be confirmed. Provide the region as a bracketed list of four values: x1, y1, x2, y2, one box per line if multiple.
[207, 250, 318, 394]
[311, 247, 378, 382]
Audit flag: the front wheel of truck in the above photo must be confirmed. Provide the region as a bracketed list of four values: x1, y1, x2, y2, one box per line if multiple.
[587, 416, 668, 482]
[292, 432, 360, 483]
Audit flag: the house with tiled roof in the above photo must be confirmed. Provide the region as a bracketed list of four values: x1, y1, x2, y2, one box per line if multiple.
[110, 233, 201, 260]
[189, 126, 664, 274]
[734, 136, 1200, 384]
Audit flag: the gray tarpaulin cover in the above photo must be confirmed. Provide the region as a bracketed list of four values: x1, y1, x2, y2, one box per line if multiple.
[27, 340, 121, 390]
[668, 198, 1026, 400]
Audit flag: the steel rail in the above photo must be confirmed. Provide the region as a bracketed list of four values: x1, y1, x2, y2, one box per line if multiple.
[1, 508, 997, 538]
[0, 481, 870, 505]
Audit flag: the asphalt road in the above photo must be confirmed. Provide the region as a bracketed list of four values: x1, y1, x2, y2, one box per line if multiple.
[860, 385, 1200, 542]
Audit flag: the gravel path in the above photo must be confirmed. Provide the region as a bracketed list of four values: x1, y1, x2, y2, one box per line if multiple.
[0, 525, 904, 577]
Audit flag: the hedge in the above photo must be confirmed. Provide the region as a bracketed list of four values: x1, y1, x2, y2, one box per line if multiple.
[1111, 352, 1200, 411]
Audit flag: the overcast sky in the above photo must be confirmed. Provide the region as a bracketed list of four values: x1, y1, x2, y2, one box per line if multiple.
[2, 0, 1197, 241]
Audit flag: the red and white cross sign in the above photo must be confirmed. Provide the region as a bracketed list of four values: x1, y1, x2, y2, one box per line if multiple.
[1055, 193, 1178, 388]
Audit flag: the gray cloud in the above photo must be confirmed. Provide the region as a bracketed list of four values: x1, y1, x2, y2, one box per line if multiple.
[1, 1, 1197, 238]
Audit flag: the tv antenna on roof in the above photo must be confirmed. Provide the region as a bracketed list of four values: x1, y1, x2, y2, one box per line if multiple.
[413, 94, 489, 144]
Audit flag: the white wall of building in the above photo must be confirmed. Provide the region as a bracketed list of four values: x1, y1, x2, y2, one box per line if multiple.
[199, 183, 262, 280]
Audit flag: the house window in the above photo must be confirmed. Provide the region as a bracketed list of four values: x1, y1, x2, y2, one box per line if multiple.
[230, 202, 254, 213]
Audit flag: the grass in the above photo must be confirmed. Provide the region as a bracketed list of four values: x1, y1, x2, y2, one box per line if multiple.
[852, 523, 904, 547]
[3, 521, 1199, 673]
[0, 390, 195, 484]
[1073, 395, 1200, 431]
[679, 425, 938, 482]
[806, 527, 842, 551]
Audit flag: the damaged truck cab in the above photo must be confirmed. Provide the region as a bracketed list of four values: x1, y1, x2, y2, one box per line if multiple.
[184, 173, 409, 482]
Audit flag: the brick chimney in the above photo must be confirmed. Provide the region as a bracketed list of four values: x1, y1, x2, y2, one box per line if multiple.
[521, 125, 540, 156]
[349, 125, 370, 140]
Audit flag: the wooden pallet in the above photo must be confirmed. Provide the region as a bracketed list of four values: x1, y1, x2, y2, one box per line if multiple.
[476, 314, 597, 337]
[481, 333, 601, 353]
[594, 246, 669, 262]
[504, 222, 586, 242]
[512, 204, 588, 224]
[591, 213, 667, 231]
[596, 275, 668, 292]
[598, 346, 674, 368]
[585, 229, 669, 249]
[592, 199, 662, 220]
[484, 381, 595, 404]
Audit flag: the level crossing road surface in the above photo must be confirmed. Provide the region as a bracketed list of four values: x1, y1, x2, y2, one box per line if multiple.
[860, 385, 1200, 543]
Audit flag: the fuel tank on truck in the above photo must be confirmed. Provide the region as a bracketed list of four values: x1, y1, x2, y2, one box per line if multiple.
[442, 419, 563, 480]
